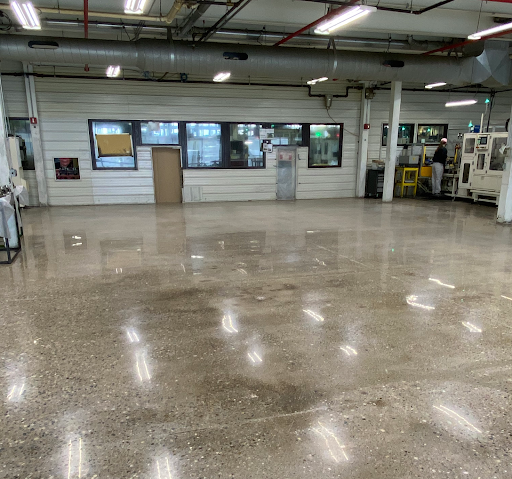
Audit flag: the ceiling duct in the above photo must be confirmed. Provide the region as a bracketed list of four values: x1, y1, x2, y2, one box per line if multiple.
[0, 36, 510, 86]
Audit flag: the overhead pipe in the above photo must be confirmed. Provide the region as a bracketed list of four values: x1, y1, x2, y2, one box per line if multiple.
[198, 0, 253, 42]
[176, 4, 210, 37]
[42, 19, 453, 52]
[84, 0, 89, 72]
[298, 0, 455, 15]
[0, 36, 510, 86]
[274, 0, 360, 47]
[166, 0, 186, 24]
[423, 27, 512, 55]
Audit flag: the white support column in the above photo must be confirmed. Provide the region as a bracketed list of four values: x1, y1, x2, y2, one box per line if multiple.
[382, 81, 402, 203]
[0, 75, 12, 186]
[23, 63, 48, 206]
[497, 105, 512, 224]
[356, 82, 371, 198]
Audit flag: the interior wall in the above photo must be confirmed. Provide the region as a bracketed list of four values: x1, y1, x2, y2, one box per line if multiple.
[31, 75, 360, 205]
[3, 63, 512, 206]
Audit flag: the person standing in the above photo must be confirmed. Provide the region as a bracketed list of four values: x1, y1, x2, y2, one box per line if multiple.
[432, 138, 448, 195]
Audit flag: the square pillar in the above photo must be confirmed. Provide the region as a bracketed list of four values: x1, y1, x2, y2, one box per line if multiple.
[497, 105, 512, 223]
[382, 81, 402, 203]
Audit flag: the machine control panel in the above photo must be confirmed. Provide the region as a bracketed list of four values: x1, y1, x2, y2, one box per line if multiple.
[476, 135, 490, 150]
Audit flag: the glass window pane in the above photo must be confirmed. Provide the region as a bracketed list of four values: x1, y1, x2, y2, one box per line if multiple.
[9, 119, 34, 170]
[186, 123, 222, 168]
[417, 124, 447, 144]
[464, 137, 475, 154]
[382, 123, 414, 146]
[141, 121, 179, 145]
[92, 120, 135, 169]
[229, 124, 264, 168]
[490, 137, 508, 171]
[270, 124, 302, 146]
[309, 124, 341, 167]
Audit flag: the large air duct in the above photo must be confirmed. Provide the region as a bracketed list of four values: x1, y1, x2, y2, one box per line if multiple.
[0, 35, 510, 86]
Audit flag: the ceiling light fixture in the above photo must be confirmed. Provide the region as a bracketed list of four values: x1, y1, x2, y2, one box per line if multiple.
[125, 0, 147, 14]
[10, 1, 41, 30]
[213, 72, 231, 82]
[106, 65, 121, 78]
[307, 77, 328, 85]
[468, 20, 512, 40]
[445, 99, 478, 107]
[314, 5, 376, 35]
[425, 82, 447, 89]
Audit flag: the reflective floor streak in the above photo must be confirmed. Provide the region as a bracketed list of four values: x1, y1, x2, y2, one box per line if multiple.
[1, 198, 512, 478]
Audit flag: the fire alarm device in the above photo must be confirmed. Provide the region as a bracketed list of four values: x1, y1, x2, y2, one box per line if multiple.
[30, 117, 38, 125]
[364, 124, 371, 130]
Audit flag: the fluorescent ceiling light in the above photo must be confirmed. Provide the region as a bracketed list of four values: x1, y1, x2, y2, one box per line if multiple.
[315, 5, 376, 35]
[445, 99, 478, 107]
[307, 77, 328, 85]
[213, 72, 231, 82]
[106, 65, 121, 78]
[425, 82, 447, 89]
[125, 0, 147, 14]
[468, 20, 512, 40]
[11, 1, 41, 30]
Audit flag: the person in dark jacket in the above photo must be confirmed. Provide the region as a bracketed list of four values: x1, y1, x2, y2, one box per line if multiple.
[432, 138, 448, 195]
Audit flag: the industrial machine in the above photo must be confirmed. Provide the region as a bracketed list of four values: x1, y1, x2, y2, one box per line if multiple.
[457, 132, 509, 205]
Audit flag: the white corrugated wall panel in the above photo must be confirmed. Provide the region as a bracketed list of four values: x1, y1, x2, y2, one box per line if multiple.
[33, 76, 361, 204]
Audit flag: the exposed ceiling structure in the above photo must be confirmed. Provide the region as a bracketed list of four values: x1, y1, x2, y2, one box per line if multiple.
[0, 1, 511, 89]
[0, 1, 511, 49]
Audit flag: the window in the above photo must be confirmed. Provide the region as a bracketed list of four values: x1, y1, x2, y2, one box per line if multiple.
[229, 124, 264, 168]
[89, 120, 137, 169]
[8, 118, 34, 170]
[382, 123, 415, 146]
[186, 123, 222, 168]
[309, 124, 342, 167]
[270, 124, 303, 146]
[141, 121, 179, 145]
[417, 124, 448, 145]
[490, 137, 508, 171]
[464, 137, 476, 154]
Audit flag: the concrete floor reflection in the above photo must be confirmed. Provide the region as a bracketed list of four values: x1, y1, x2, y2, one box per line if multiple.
[2, 199, 512, 478]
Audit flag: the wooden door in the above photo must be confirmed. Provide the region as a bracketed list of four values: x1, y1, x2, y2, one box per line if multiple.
[152, 148, 182, 203]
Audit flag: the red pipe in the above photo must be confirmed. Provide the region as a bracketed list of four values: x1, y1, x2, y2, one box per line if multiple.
[84, 0, 89, 71]
[422, 26, 512, 55]
[274, 0, 360, 47]
[483, 0, 512, 3]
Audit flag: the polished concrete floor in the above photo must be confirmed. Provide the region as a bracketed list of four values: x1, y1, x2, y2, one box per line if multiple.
[1, 198, 512, 478]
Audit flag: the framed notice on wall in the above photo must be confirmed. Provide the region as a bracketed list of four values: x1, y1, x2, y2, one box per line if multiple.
[54, 158, 80, 180]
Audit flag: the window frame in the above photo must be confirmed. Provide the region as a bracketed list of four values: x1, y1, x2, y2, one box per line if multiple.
[139, 120, 180, 146]
[381, 123, 415, 147]
[304, 123, 344, 168]
[417, 123, 449, 146]
[88, 119, 139, 171]
[182, 121, 271, 169]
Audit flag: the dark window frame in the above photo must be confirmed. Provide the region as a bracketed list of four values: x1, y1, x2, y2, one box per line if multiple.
[139, 120, 180, 146]
[417, 123, 449, 146]
[304, 123, 344, 168]
[182, 121, 273, 170]
[8, 117, 36, 170]
[89, 119, 139, 171]
[382, 123, 415, 147]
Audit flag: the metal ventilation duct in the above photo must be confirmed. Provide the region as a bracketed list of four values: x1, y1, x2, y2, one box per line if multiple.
[0, 36, 510, 86]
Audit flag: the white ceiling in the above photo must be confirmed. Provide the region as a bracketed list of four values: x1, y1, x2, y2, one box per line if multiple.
[1, 0, 512, 45]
